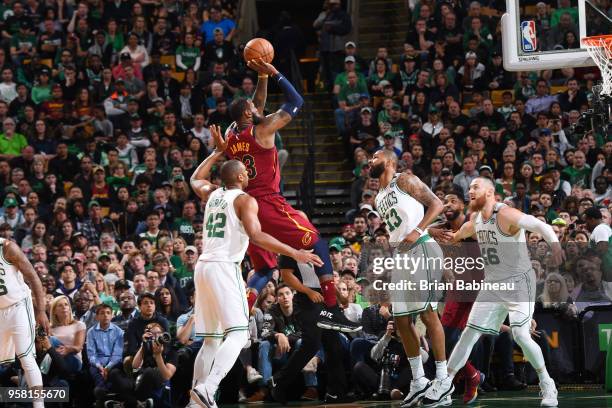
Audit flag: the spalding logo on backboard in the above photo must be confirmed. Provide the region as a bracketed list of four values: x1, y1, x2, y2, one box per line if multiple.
[521, 21, 537, 52]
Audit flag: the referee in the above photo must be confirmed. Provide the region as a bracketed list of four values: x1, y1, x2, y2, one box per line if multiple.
[268, 254, 353, 404]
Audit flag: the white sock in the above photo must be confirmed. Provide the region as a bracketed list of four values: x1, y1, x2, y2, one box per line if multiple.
[447, 327, 482, 380]
[435, 360, 448, 380]
[192, 337, 221, 389]
[408, 355, 425, 380]
[204, 330, 249, 391]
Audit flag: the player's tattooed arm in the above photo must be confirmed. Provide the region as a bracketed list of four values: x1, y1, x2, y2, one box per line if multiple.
[255, 110, 292, 148]
[190, 124, 224, 201]
[3, 239, 50, 334]
[397, 173, 444, 231]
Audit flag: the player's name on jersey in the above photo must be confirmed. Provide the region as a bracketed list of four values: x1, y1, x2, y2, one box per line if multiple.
[371, 279, 516, 292]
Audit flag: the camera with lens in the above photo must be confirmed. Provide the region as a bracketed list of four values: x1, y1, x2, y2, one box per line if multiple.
[36, 326, 47, 338]
[144, 332, 171, 352]
[377, 348, 401, 398]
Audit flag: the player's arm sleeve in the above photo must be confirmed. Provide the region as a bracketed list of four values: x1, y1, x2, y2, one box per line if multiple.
[275, 73, 303, 118]
[516, 214, 558, 244]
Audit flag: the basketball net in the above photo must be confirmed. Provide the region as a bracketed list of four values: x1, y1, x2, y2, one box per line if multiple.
[582, 35, 612, 98]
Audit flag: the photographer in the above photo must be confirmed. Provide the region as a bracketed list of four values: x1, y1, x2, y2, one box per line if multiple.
[34, 327, 71, 389]
[131, 323, 176, 404]
[353, 319, 412, 400]
[111, 322, 176, 407]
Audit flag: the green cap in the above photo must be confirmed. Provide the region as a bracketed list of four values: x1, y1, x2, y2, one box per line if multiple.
[3, 197, 17, 208]
[173, 174, 185, 182]
[88, 200, 101, 209]
[329, 236, 347, 252]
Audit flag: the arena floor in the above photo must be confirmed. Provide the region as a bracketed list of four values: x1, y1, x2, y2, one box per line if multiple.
[225, 389, 612, 407]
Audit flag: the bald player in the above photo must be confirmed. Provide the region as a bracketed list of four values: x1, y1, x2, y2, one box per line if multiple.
[188, 125, 323, 408]
[422, 177, 561, 407]
[368, 149, 450, 408]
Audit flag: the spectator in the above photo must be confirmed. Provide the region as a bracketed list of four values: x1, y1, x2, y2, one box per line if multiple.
[49, 295, 87, 374]
[313, 0, 352, 90]
[86, 303, 124, 404]
[201, 6, 236, 44]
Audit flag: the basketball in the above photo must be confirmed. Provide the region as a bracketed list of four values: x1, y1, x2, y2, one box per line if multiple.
[243, 38, 274, 63]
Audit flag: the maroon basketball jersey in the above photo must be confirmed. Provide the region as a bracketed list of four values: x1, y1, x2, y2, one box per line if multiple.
[226, 124, 280, 197]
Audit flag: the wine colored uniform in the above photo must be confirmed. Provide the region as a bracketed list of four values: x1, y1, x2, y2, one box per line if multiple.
[225, 124, 319, 269]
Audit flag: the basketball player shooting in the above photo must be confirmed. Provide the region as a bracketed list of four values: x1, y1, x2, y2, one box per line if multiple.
[220, 57, 361, 333]
[189, 125, 323, 408]
[422, 177, 561, 407]
[0, 238, 50, 408]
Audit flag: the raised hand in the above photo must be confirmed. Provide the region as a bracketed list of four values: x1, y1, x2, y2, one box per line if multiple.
[210, 124, 227, 153]
[247, 58, 279, 76]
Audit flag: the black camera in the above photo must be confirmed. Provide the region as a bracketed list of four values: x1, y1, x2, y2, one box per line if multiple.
[377, 349, 400, 398]
[144, 332, 171, 351]
[36, 326, 47, 338]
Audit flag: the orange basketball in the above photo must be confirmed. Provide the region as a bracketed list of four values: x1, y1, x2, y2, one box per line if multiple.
[244, 38, 274, 63]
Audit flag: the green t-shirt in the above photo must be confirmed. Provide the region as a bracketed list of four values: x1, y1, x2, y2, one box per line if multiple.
[176, 46, 200, 69]
[338, 82, 368, 106]
[11, 33, 36, 52]
[31, 85, 52, 104]
[334, 71, 367, 89]
[173, 217, 196, 244]
[551, 7, 579, 26]
[0, 132, 27, 155]
[561, 166, 591, 186]
[174, 265, 194, 290]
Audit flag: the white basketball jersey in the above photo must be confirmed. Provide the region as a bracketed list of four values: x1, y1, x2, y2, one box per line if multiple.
[474, 203, 533, 282]
[375, 174, 424, 242]
[199, 188, 249, 263]
[0, 238, 30, 308]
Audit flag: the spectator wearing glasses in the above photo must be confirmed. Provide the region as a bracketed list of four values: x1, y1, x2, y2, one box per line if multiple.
[0, 117, 27, 159]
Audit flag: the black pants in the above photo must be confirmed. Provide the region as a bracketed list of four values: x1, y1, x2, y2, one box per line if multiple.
[352, 361, 412, 397]
[272, 292, 347, 397]
[108, 366, 165, 406]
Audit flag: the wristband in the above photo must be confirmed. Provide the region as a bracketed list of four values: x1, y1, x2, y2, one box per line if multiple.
[258, 74, 268, 79]
[414, 227, 425, 236]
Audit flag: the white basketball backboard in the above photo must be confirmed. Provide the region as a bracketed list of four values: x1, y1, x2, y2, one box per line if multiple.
[502, 0, 611, 71]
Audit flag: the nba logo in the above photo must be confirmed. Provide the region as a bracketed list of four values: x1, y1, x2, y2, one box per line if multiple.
[521, 21, 537, 52]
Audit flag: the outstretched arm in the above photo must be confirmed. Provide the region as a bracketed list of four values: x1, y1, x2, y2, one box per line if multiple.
[190, 124, 225, 201]
[396, 173, 444, 243]
[3, 239, 50, 335]
[235, 195, 323, 266]
[499, 207, 564, 265]
[452, 219, 476, 242]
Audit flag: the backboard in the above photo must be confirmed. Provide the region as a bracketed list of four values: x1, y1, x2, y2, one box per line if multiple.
[502, 0, 611, 71]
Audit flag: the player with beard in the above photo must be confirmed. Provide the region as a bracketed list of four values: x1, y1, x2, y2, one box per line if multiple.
[422, 178, 561, 407]
[368, 150, 450, 408]
[428, 189, 485, 404]
[218, 58, 361, 334]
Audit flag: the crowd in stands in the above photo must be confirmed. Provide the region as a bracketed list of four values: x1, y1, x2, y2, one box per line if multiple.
[0, 0, 609, 406]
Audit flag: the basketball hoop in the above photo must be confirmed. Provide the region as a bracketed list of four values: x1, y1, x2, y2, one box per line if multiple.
[582, 35, 612, 97]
